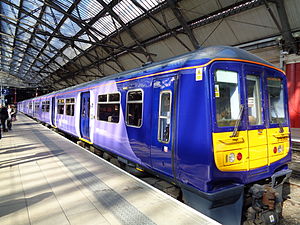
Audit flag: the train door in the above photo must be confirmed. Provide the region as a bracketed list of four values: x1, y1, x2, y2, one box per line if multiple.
[80, 92, 90, 141]
[244, 65, 269, 170]
[151, 75, 177, 177]
[51, 97, 56, 126]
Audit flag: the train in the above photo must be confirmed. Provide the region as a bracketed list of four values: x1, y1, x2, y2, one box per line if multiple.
[18, 46, 292, 225]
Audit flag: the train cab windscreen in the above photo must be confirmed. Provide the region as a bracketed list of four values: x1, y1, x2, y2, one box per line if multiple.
[267, 78, 286, 124]
[247, 75, 263, 126]
[214, 70, 240, 127]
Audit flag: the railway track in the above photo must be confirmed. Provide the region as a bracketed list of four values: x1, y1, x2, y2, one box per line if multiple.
[292, 140, 300, 150]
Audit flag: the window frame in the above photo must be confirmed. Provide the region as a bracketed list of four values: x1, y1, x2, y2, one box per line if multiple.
[34, 102, 40, 112]
[246, 74, 264, 128]
[266, 76, 287, 126]
[42, 100, 50, 112]
[126, 88, 144, 128]
[211, 62, 245, 133]
[65, 98, 75, 116]
[57, 99, 65, 115]
[214, 69, 241, 128]
[97, 92, 121, 123]
[157, 90, 172, 144]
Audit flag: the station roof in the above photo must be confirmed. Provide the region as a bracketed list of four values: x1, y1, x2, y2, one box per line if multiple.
[0, 0, 299, 90]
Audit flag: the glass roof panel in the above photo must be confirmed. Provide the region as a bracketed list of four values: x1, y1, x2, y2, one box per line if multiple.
[38, 23, 55, 33]
[32, 38, 45, 49]
[2, 22, 16, 36]
[92, 15, 121, 36]
[55, 56, 68, 66]
[87, 29, 104, 41]
[140, 0, 160, 9]
[63, 47, 79, 59]
[50, 37, 66, 49]
[17, 24, 34, 35]
[49, 62, 60, 71]
[113, 0, 143, 24]
[35, 61, 44, 68]
[75, 34, 93, 50]
[52, 0, 74, 12]
[17, 31, 31, 43]
[23, 0, 43, 18]
[44, 47, 57, 58]
[42, 7, 64, 28]
[73, 0, 103, 20]
[1, 2, 18, 20]
[60, 18, 81, 37]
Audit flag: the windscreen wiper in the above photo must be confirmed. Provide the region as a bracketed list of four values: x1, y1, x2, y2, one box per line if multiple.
[230, 104, 244, 138]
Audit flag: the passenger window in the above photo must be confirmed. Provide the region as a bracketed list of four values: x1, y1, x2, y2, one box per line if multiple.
[42, 101, 50, 112]
[247, 75, 263, 125]
[267, 78, 286, 124]
[158, 91, 172, 143]
[57, 99, 65, 115]
[214, 70, 240, 127]
[34, 102, 39, 112]
[45, 101, 50, 112]
[126, 90, 143, 127]
[97, 93, 120, 123]
[66, 98, 75, 116]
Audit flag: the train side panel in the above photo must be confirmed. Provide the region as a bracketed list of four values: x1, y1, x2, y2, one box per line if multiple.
[175, 66, 213, 192]
[55, 92, 78, 137]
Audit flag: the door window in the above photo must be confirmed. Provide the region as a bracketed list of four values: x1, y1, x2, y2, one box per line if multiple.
[126, 90, 143, 127]
[247, 75, 263, 125]
[158, 91, 172, 143]
[214, 70, 240, 127]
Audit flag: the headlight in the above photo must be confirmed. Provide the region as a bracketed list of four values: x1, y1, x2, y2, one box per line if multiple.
[229, 153, 235, 163]
[278, 145, 283, 153]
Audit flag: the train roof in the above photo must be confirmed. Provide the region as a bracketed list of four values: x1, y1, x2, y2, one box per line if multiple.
[23, 46, 278, 101]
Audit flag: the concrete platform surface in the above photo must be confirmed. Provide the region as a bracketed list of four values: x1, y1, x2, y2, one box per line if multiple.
[291, 128, 300, 143]
[0, 114, 220, 225]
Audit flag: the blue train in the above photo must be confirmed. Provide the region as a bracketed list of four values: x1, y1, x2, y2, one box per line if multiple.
[18, 46, 292, 225]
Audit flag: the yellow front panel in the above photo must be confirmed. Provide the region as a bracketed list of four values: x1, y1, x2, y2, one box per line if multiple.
[213, 131, 248, 152]
[266, 127, 290, 164]
[248, 129, 267, 146]
[248, 145, 268, 169]
[213, 131, 249, 171]
[247, 129, 268, 170]
[267, 127, 289, 144]
[213, 128, 290, 172]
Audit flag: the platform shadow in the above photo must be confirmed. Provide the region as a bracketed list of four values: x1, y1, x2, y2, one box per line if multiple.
[0, 192, 52, 217]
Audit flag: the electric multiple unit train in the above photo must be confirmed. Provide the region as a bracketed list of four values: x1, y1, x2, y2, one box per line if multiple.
[18, 46, 292, 225]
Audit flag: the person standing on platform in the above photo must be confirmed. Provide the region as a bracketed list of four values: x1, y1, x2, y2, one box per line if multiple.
[0, 104, 9, 133]
[7, 105, 16, 130]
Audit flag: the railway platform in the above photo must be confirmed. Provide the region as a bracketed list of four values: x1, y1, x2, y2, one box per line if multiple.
[0, 114, 220, 225]
[291, 128, 300, 143]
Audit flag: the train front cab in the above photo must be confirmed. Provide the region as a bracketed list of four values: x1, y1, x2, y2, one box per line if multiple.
[183, 60, 292, 225]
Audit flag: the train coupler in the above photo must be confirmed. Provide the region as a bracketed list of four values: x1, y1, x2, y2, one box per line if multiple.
[244, 184, 282, 225]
